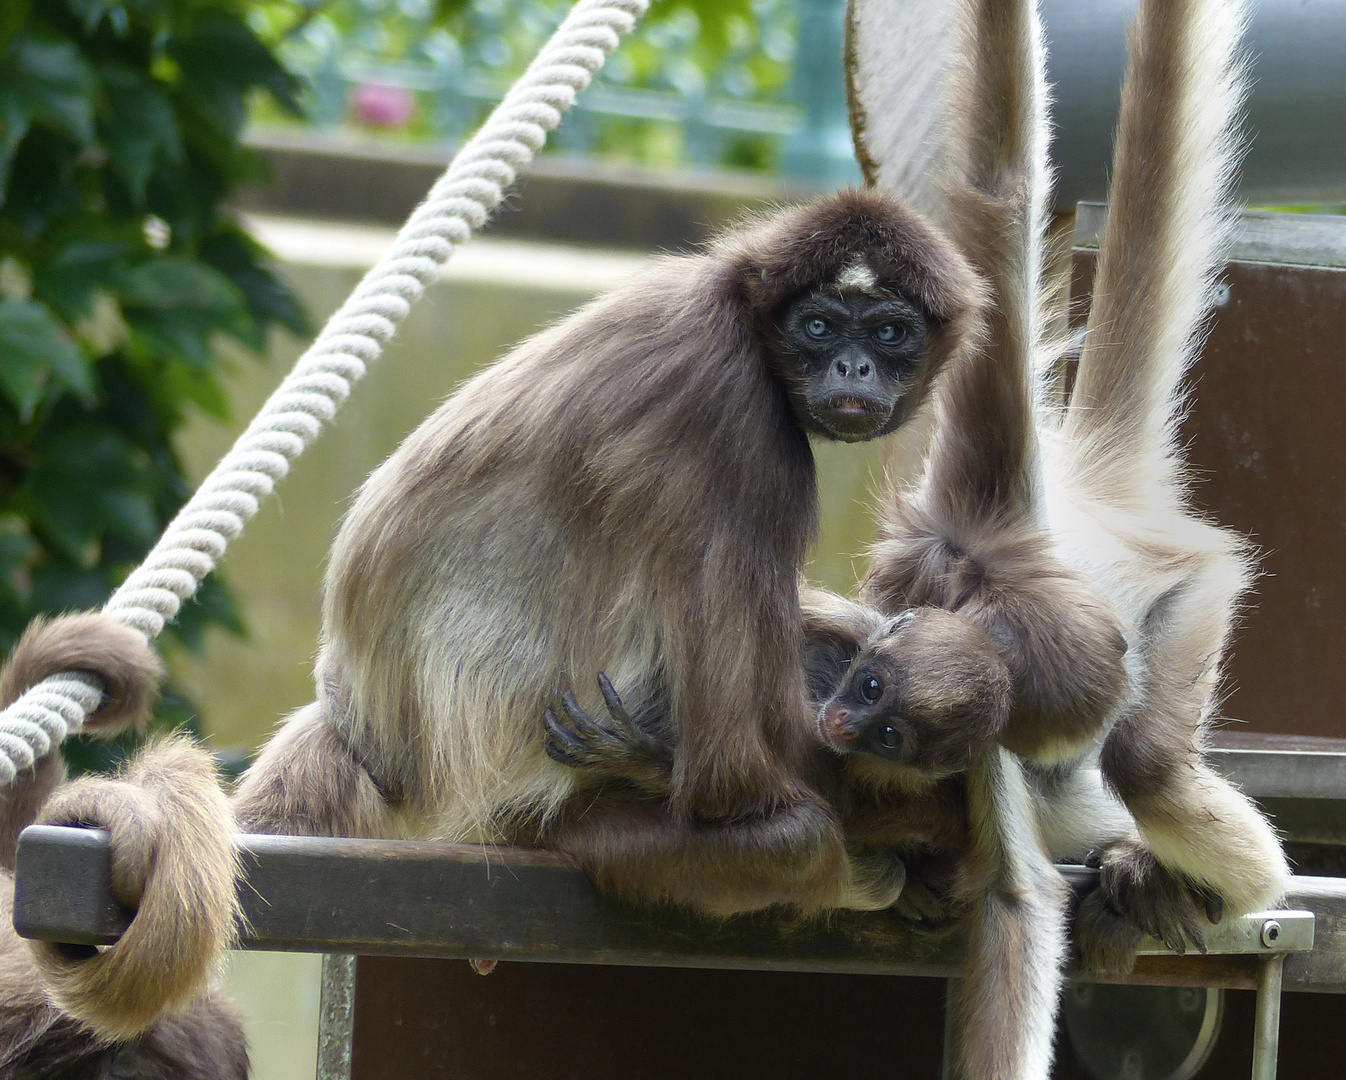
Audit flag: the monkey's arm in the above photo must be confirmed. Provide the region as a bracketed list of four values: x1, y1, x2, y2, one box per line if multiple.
[1057, 0, 1288, 972]
[863, 0, 1129, 765]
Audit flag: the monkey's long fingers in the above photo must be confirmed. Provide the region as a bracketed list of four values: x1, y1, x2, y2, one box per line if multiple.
[596, 673, 636, 729]
[562, 688, 619, 741]
[596, 672, 673, 764]
[543, 708, 593, 769]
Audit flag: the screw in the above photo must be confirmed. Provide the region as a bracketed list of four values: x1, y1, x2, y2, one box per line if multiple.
[1261, 919, 1282, 947]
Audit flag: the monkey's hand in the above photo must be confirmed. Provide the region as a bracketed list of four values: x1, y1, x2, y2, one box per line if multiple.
[544, 674, 673, 798]
[1074, 835, 1224, 975]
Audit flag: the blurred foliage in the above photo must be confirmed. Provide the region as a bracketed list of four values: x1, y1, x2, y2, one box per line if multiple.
[0, 0, 309, 770]
[246, 0, 796, 171]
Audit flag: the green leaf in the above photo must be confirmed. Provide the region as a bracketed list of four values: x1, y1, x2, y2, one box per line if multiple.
[4, 32, 97, 147]
[202, 224, 310, 340]
[34, 233, 135, 321]
[0, 83, 31, 193]
[0, 516, 36, 607]
[168, 12, 301, 137]
[98, 63, 182, 202]
[65, 0, 111, 34]
[0, 1, 31, 54]
[24, 422, 158, 559]
[115, 255, 241, 311]
[0, 297, 92, 418]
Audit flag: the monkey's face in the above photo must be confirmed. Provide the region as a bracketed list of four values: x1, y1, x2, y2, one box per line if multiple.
[817, 608, 1012, 777]
[778, 291, 929, 443]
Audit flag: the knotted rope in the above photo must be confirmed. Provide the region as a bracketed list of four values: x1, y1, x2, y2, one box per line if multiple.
[0, 0, 649, 785]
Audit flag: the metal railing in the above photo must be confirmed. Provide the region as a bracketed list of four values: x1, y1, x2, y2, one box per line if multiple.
[267, 0, 862, 184]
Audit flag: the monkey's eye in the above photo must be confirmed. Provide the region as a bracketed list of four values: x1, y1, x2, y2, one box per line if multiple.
[857, 674, 883, 704]
[872, 725, 900, 753]
[804, 317, 831, 339]
[874, 324, 906, 344]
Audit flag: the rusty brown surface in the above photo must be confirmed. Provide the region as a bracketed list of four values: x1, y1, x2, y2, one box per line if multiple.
[1070, 251, 1346, 740]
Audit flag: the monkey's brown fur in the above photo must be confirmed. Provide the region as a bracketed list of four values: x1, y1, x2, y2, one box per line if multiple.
[0, 612, 248, 1077]
[22, 189, 985, 1039]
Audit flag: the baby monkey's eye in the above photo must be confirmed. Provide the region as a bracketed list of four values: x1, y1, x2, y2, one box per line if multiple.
[858, 674, 883, 704]
[805, 317, 831, 339]
[872, 724, 900, 752]
[873, 324, 905, 344]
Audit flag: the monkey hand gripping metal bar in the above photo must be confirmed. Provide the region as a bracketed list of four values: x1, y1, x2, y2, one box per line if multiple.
[0, 0, 650, 788]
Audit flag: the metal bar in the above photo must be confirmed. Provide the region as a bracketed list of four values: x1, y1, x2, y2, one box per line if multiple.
[317, 954, 356, 1080]
[12, 826, 1329, 989]
[1043, 0, 1346, 207]
[1251, 954, 1286, 1080]
[1075, 204, 1346, 273]
[940, 978, 961, 1080]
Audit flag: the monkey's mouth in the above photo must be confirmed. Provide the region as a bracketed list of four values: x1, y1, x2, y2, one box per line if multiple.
[814, 395, 891, 440]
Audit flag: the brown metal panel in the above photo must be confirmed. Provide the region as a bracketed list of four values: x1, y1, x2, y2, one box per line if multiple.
[350, 958, 948, 1080]
[1070, 251, 1346, 740]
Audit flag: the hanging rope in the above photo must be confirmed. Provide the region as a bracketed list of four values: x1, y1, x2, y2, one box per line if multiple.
[0, 0, 649, 786]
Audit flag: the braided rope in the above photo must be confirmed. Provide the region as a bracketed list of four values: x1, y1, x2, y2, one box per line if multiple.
[0, 0, 649, 786]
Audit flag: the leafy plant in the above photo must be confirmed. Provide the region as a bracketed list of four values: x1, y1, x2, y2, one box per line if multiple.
[0, 0, 309, 770]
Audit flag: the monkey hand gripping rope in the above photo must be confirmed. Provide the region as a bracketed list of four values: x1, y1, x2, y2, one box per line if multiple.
[0, 0, 649, 788]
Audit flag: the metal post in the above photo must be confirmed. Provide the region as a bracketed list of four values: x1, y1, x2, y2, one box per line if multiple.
[317, 954, 357, 1080]
[941, 977, 961, 1080]
[782, 0, 861, 186]
[1250, 954, 1285, 1080]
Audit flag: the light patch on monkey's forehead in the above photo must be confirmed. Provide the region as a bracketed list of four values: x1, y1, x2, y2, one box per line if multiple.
[833, 260, 883, 295]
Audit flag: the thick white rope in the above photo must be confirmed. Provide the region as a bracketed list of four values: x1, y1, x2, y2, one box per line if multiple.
[0, 0, 649, 786]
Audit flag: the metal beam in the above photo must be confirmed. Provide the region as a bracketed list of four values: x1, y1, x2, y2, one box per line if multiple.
[10, 825, 1329, 990]
[1045, 0, 1346, 208]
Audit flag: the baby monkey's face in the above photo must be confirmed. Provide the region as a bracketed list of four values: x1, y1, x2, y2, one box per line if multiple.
[818, 607, 1013, 776]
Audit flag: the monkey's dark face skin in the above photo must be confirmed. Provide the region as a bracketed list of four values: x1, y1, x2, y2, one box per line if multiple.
[817, 607, 1013, 777]
[778, 291, 929, 442]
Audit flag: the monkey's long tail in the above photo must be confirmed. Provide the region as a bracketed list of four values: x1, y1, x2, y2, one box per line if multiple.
[0, 0, 650, 788]
[915, 0, 1052, 527]
[953, 747, 1067, 1080]
[1060, 0, 1251, 505]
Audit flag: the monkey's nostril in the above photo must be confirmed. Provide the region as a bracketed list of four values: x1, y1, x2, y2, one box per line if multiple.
[858, 362, 871, 377]
[823, 706, 855, 741]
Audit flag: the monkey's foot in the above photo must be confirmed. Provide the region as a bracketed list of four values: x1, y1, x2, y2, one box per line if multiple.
[840, 849, 907, 911]
[1075, 836, 1223, 975]
[890, 851, 960, 930]
[544, 673, 673, 797]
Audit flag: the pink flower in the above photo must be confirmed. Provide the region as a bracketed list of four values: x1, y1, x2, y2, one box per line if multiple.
[351, 83, 415, 129]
